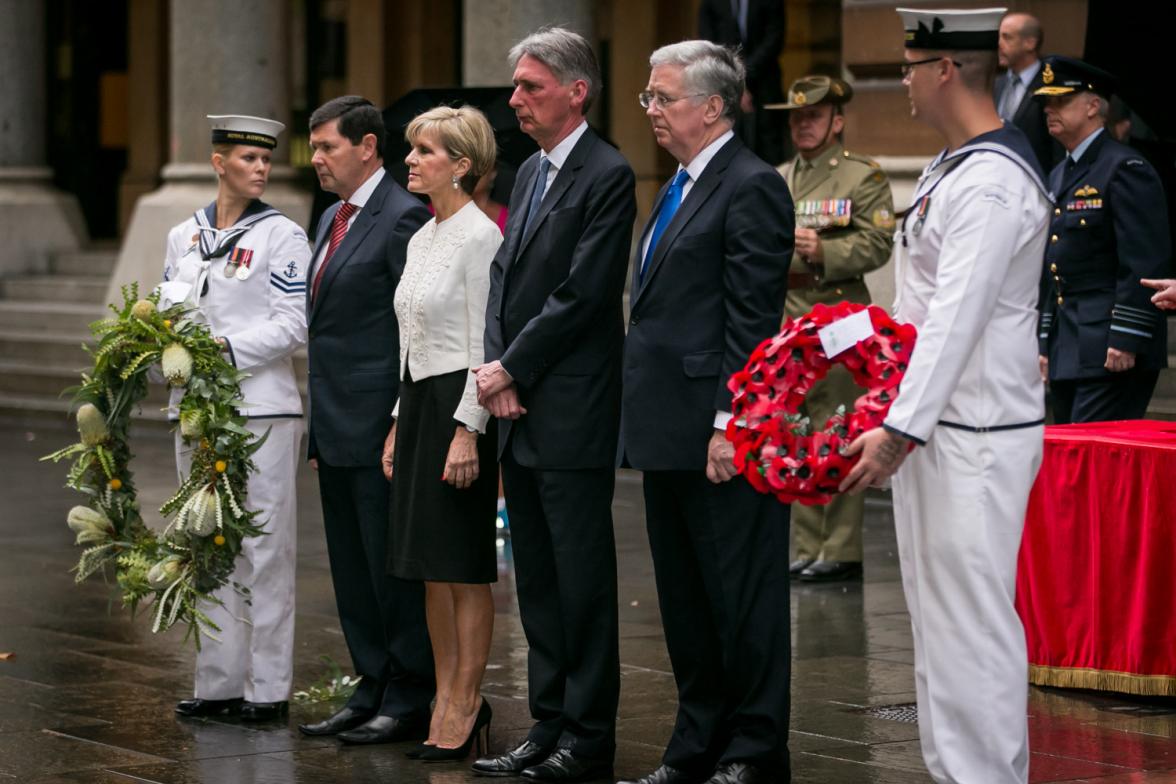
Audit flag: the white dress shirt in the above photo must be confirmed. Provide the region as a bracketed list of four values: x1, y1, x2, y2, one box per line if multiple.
[310, 166, 386, 277]
[392, 200, 503, 432]
[536, 120, 590, 199]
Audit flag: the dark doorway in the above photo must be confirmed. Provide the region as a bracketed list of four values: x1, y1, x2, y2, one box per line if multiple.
[46, 0, 129, 240]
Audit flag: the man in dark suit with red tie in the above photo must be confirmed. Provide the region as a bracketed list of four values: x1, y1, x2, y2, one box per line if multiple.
[471, 27, 636, 783]
[297, 96, 435, 745]
[619, 41, 793, 784]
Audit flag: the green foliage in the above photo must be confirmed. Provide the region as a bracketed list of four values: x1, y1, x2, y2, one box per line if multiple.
[41, 285, 264, 646]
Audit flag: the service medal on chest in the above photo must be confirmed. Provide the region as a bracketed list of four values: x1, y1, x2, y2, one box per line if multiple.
[226, 246, 254, 279]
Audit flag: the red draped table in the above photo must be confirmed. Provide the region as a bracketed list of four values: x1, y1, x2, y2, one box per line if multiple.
[1015, 419, 1176, 696]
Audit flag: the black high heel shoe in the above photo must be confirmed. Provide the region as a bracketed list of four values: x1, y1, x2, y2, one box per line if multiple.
[418, 698, 492, 762]
[405, 742, 433, 759]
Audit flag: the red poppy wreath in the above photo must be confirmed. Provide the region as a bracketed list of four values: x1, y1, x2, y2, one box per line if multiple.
[725, 302, 917, 506]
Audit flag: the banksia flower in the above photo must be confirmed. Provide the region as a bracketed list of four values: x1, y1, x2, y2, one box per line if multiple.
[179, 409, 205, 439]
[146, 556, 182, 588]
[188, 488, 219, 537]
[67, 505, 114, 544]
[76, 403, 109, 446]
[130, 299, 156, 321]
[161, 343, 193, 387]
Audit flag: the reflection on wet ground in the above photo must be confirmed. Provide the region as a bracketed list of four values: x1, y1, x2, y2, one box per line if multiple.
[2, 422, 1174, 783]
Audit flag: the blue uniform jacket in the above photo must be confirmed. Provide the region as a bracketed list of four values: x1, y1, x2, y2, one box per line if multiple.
[1039, 131, 1172, 380]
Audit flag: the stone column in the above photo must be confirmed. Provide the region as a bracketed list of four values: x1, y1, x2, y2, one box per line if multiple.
[109, 0, 311, 302]
[0, 0, 88, 276]
[462, 0, 594, 87]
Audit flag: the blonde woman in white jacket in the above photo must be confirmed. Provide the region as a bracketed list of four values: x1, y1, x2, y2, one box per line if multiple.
[383, 106, 502, 760]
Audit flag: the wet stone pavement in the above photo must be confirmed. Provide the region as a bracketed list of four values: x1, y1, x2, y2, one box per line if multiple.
[3, 421, 1176, 783]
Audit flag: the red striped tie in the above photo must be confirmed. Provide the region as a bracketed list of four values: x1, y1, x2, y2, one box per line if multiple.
[311, 201, 357, 302]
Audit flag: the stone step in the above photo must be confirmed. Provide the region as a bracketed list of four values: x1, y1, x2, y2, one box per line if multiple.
[50, 249, 119, 277]
[0, 330, 93, 364]
[0, 275, 109, 305]
[0, 392, 171, 432]
[0, 301, 106, 333]
[0, 359, 168, 404]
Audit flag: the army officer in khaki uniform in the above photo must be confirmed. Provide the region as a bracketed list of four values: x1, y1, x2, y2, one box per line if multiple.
[768, 75, 895, 582]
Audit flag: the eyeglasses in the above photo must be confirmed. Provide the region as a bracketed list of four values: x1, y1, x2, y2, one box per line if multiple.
[900, 56, 963, 78]
[638, 90, 708, 110]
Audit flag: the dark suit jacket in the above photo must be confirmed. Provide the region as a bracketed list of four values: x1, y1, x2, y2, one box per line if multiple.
[994, 64, 1062, 175]
[621, 135, 793, 471]
[306, 172, 431, 466]
[698, 0, 785, 105]
[1040, 131, 1171, 381]
[484, 126, 636, 470]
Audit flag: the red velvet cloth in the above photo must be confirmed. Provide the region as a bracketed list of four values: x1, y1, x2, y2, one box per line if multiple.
[1015, 420, 1176, 694]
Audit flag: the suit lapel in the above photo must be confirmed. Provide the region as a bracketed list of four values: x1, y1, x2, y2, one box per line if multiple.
[632, 137, 740, 308]
[512, 130, 596, 263]
[309, 177, 388, 321]
[632, 179, 673, 294]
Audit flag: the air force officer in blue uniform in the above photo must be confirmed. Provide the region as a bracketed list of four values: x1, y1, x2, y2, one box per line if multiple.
[1035, 56, 1172, 423]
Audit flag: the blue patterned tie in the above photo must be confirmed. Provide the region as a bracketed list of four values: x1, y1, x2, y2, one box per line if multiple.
[522, 156, 552, 237]
[640, 169, 690, 283]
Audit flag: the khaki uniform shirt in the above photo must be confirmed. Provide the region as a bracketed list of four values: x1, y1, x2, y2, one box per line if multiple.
[777, 143, 895, 316]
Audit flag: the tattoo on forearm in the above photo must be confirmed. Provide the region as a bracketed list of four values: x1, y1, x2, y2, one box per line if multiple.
[877, 436, 903, 466]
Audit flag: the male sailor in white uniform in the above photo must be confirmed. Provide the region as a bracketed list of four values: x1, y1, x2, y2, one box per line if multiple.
[840, 9, 1050, 783]
[159, 115, 310, 722]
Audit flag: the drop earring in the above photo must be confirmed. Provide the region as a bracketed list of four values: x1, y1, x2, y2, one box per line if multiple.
[451, 175, 460, 190]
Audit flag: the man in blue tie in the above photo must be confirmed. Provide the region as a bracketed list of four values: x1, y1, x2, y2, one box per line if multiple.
[618, 40, 794, 784]
[472, 26, 636, 783]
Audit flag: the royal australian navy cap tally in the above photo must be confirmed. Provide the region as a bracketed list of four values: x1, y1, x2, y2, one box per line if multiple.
[896, 7, 1006, 50]
[207, 114, 286, 149]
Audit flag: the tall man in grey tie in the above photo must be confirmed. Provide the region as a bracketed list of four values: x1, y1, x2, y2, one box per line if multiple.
[472, 27, 636, 782]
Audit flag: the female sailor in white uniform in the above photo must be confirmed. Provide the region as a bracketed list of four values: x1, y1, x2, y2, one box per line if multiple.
[160, 115, 310, 722]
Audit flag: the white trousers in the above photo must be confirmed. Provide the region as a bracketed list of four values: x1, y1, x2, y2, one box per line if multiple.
[892, 424, 1043, 784]
[175, 418, 301, 703]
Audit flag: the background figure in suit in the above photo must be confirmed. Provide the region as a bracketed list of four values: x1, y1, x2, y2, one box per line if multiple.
[1036, 57, 1172, 424]
[995, 12, 1062, 174]
[471, 27, 636, 783]
[699, 0, 787, 165]
[620, 41, 793, 784]
[769, 75, 895, 584]
[297, 96, 435, 745]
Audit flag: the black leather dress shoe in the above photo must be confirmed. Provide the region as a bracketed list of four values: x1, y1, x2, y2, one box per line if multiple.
[703, 762, 771, 784]
[472, 740, 553, 776]
[240, 700, 288, 721]
[797, 560, 863, 582]
[618, 764, 702, 784]
[788, 557, 815, 577]
[175, 697, 243, 717]
[298, 706, 374, 736]
[337, 714, 427, 745]
[522, 748, 613, 782]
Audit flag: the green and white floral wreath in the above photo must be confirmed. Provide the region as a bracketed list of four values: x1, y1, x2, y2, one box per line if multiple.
[43, 285, 266, 646]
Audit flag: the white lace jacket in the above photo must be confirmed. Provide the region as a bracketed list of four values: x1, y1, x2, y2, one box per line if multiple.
[392, 200, 502, 433]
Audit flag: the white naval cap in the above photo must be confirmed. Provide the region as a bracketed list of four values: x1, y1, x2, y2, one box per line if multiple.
[207, 114, 286, 149]
[896, 7, 1006, 50]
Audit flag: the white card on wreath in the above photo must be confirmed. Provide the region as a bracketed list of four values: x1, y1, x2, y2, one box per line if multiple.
[817, 309, 873, 358]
